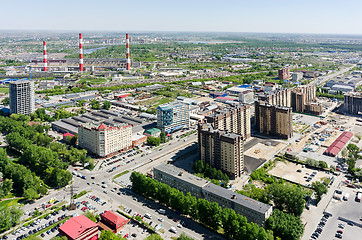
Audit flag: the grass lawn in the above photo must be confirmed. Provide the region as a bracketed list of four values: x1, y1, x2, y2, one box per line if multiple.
[0, 198, 21, 210]
[0, 87, 9, 93]
[113, 170, 130, 179]
[138, 96, 174, 107]
[79, 77, 108, 84]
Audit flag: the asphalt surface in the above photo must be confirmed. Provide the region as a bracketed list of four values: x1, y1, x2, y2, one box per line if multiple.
[8, 131, 223, 240]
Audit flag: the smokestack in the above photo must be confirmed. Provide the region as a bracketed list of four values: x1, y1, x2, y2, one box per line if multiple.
[126, 33, 130, 71]
[79, 33, 83, 72]
[43, 41, 47, 72]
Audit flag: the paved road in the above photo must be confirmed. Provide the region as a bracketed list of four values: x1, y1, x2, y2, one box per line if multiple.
[301, 173, 345, 240]
[309, 64, 356, 87]
[10, 132, 218, 240]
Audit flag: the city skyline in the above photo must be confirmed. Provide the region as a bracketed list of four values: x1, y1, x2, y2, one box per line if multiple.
[1, 0, 362, 35]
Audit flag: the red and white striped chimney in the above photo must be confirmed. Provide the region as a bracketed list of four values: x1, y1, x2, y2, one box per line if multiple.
[126, 33, 130, 70]
[43, 41, 47, 72]
[79, 33, 84, 72]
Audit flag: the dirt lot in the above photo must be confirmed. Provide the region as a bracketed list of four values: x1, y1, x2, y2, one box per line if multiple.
[268, 161, 332, 187]
[245, 142, 287, 161]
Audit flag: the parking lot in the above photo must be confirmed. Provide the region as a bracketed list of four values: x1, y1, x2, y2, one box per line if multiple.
[7, 205, 71, 240]
[308, 210, 361, 239]
[268, 161, 332, 187]
[325, 184, 362, 225]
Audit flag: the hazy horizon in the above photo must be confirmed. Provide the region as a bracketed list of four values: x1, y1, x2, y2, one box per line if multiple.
[1, 0, 362, 35]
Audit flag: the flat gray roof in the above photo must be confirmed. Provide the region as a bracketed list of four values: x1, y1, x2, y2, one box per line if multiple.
[154, 164, 209, 188]
[223, 133, 240, 139]
[51, 121, 78, 134]
[203, 182, 272, 214]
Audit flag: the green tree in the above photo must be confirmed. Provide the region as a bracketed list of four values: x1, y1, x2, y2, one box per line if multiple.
[102, 101, 111, 110]
[1, 97, 9, 106]
[83, 211, 98, 223]
[312, 181, 327, 203]
[318, 161, 328, 169]
[147, 136, 161, 146]
[267, 183, 305, 216]
[0, 204, 23, 233]
[160, 132, 166, 143]
[24, 235, 42, 240]
[266, 209, 304, 240]
[0, 178, 13, 198]
[90, 100, 101, 110]
[144, 234, 164, 240]
[47, 168, 72, 188]
[176, 233, 194, 240]
[23, 188, 39, 201]
[70, 134, 78, 147]
[193, 159, 204, 173]
[99, 230, 122, 240]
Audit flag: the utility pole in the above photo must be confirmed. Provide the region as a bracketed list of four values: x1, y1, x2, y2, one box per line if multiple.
[65, 185, 79, 210]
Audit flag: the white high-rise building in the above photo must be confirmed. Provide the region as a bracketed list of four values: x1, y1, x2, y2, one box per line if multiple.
[78, 122, 132, 157]
[9, 80, 35, 115]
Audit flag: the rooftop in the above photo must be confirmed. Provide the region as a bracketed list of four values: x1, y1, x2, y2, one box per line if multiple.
[59, 215, 97, 239]
[203, 182, 272, 214]
[158, 101, 186, 110]
[154, 163, 209, 188]
[101, 210, 128, 228]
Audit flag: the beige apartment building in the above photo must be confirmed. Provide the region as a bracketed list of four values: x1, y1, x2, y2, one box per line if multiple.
[78, 122, 132, 157]
[258, 88, 291, 108]
[291, 85, 322, 115]
[198, 123, 244, 178]
[255, 101, 293, 139]
[205, 103, 251, 140]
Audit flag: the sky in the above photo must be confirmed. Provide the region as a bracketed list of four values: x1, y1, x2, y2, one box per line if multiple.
[1, 0, 362, 34]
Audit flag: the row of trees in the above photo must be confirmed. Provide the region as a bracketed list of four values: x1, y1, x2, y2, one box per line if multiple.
[305, 158, 328, 169]
[90, 100, 111, 110]
[341, 143, 362, 180]
[193, 160, 229, 186]
[30, 108, 76, 122]
[130, 172, 273, 240]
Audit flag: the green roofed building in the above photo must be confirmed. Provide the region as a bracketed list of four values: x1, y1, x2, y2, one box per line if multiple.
[144, 128, 161, 137]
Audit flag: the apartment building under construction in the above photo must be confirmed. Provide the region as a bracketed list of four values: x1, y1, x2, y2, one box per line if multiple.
[205, 103, 251, 140]
[255, 101, 293, 139]
[198, 123, 244, 179]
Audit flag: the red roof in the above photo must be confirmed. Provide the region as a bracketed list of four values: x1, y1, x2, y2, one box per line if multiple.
[102, 210, 128, 228]
[98, 123, 107, 130]
[216, 97, 235, 101]
[63, 133, 74, 137]
[59, 215, 97, 239]
[334, 141, 345, 150]
[324, 131, 353, 156]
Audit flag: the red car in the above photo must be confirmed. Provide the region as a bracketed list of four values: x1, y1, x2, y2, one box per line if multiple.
[337, 230, 343, 234]
[123, 234, 129, 238]
[46, 204, 51, 208]
[81, 200, 86, 204]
